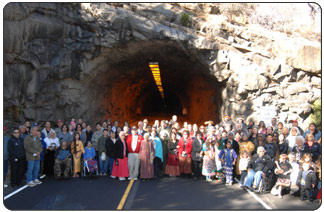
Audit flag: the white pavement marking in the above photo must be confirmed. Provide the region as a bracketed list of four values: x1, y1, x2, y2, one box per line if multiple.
[4, 175, 46, 200]
[234, 178, 272, 210]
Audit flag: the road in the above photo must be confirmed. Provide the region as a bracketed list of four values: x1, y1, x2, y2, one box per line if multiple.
[3, 175, 321, 210]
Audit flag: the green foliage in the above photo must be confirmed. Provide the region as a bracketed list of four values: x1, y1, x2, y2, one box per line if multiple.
[310, 99, 321, 130]
[180, 12, 190, 27]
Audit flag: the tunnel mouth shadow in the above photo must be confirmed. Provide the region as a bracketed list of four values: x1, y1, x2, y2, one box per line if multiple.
[87, 40, 225, 125]
[141, 88, 183, 116]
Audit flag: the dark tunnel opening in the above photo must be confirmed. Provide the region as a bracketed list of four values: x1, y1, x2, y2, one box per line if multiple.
[89, 40, 225, 125]
[141, 89, 183, 115]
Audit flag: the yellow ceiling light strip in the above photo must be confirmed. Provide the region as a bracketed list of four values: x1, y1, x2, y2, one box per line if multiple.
[149, 62, 165, 101]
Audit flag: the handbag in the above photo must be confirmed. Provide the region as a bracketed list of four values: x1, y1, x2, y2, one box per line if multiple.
[101, 152, 107, 161]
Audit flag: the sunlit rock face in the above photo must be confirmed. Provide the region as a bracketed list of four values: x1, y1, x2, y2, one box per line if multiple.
[4, 3, 320, 129]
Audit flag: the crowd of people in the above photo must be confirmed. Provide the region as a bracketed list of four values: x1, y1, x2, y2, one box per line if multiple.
[3, 115, 322, 204]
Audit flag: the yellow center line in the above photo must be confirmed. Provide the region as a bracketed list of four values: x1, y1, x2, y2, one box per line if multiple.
[117, 179, 135, 210]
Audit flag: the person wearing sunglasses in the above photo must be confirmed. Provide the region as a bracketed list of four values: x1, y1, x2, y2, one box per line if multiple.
[8, 129, 26, 188]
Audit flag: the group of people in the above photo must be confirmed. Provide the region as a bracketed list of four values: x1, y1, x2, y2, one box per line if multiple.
[3, 115, 322, 204]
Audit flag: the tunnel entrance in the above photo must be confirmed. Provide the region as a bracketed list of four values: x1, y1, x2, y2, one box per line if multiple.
[88, 40, 225, 125]
[142, 89, 183, 116]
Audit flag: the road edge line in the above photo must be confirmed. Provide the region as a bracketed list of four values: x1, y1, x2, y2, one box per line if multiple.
[4, 174, 46, 200]
[234, 178, 272, 210]
[117, 179, 135, 210]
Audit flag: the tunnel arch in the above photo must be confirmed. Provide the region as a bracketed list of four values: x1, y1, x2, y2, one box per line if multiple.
[86, 40, 225, 125]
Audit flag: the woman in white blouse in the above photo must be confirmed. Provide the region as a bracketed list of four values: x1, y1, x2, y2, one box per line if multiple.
[44, 131, 60, 177]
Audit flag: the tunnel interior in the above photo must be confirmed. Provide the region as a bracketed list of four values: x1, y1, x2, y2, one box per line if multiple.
[141, 89, 183, 115]
[88, 40, 224, 125]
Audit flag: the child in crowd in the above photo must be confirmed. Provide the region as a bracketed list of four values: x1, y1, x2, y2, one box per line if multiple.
[202, 138, 216, 182]
[239, 151, 250, 188]
[288, 152, 300, 196]
[272, 154, 292, 199]
[297, 162, 317, 202]
[71, 118, 76, 129]
[299, 153, 316, 170]
[218, 141, 237, 186]
[214, 136, 224, 183]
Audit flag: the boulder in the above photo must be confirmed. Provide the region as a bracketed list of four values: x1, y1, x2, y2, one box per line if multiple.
[285, 82, 309, 96]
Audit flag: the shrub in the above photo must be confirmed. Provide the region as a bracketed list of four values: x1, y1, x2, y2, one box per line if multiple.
[180, 12, 190, 27]
[310, 99, 321, 130]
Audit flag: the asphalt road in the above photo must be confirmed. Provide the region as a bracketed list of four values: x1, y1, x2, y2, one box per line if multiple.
[4, 176, 129, 210]
[3, 175, 321, 210]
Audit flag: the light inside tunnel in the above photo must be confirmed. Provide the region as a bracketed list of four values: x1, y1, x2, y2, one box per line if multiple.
[149, 62, 165, 100]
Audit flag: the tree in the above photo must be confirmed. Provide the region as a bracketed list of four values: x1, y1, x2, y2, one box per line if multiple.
[310, 99, 321, 130]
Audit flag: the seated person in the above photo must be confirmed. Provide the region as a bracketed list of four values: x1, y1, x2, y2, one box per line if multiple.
[54, 141, 72, 178]
[83, 141, 98, 174]
[243, 146, 272, 192]
[271, 154, 292, 199]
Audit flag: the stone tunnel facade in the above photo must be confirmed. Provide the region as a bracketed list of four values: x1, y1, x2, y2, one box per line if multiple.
[3, 3, 321, 129]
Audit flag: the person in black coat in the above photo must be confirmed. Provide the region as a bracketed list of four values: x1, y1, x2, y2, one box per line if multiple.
[105, 131, 117, 176]
[191, 131, 204, 180]
[297, 162, 317, 202]
[7, 129, 26, 187]
[226, 132, 239, 157]
[160, 133, 169, 175]
[111, 131, 129, 180]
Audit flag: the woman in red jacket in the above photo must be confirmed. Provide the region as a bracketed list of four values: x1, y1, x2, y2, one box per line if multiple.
[178, 130, 193, 177]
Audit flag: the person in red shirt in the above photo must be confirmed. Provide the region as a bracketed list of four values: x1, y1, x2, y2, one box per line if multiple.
[126, 126, 143, 180]
[178, 130, 193, 177]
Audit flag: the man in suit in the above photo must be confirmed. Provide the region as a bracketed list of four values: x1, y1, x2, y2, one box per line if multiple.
[191, 131, 204, 180]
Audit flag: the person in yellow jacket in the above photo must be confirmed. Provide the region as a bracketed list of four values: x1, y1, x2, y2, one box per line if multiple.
[71, 132, 85, 178]
[236, 133, 255, 175]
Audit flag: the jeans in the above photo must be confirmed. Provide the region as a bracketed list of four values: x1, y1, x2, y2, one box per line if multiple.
[108, 157, 114, 175]
[240, 170, 248, 185]
[99, 157, 109, 174]
[26, 160, 40, 183]
[154, 157, 162, 178]
[244, 169, 263, 188]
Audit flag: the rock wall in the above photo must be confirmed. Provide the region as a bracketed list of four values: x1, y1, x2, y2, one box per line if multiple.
[3, 3, 321, 129]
